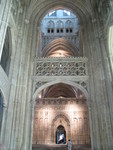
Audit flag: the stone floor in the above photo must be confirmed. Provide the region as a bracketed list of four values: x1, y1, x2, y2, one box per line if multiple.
[32, 144, 91, 150]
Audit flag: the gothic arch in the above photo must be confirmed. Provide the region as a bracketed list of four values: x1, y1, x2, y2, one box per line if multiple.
[52, 114, 70, 126]
[41, 38, 79, 57]
[26, 1, 93, 61]
[47, 20, 55, 28]
[56, 20, 64, 28]
[26, 0, 93, 26]
[65, 20, 73, 28]
[51, 113, 71, 143]
[33, 80, 89, 103]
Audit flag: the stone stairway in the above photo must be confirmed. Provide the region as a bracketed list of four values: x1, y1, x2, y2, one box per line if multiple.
[32, 144, 91, 150]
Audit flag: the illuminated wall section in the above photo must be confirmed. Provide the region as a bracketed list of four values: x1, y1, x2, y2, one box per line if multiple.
[32, 98, 90, 145]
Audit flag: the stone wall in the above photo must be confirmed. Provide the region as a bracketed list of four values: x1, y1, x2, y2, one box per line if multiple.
[0, 0, 113, 150]
[33, 98, 90, 145]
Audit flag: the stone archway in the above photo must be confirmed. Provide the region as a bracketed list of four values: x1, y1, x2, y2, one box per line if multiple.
[51, 114, 70, 144]
[56, 125, 66, 144]
[33, 79, 89, 102]
[32, 81, 91, 147]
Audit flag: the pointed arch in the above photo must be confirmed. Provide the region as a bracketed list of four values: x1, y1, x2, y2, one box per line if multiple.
[56, 20, 64, 28]
[51, 113, 71, 143]
[41, 38, 79, 57]
[65, 20, 73, 28]
[33, 80, 89, 103]
[47, 20, 55, 28]
[26, 0, 93, 26]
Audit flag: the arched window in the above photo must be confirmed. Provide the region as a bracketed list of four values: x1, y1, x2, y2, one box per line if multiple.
[65, 20, 73, 33]
[47, 20, 55, 33]
[56, 20, 64, 33]
[0, 27, 11, 76]
[108, 25, 113, 76]
[0, 92, 3, 134]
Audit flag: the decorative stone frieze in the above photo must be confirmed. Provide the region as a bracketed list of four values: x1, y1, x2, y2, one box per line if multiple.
[74, 81, 88, 90]
[35, 98, 87, 106]
[33, 57, 88, 77]
[34, 81, 48, 92]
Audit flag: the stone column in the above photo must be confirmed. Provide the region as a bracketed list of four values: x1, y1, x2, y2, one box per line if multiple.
[98, 31, 113, 148]
[3, 3, 32, 149]
[22, 81, 42, 150]
[83, 20, 102, 149]
[0, 0, 12, 60]
[37, 27, 42, 57]
[79, 26, 83, 55]
[84, 14, 113, 149]
[0, 105, 6, 142]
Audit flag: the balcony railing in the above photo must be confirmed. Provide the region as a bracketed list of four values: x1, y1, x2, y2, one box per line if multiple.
[33, 57, 88, 77]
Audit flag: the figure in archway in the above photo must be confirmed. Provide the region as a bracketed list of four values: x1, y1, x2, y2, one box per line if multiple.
[67, 139, 72, 150]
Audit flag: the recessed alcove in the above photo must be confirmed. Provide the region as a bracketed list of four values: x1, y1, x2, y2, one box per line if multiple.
[32, 83, 91, 147]
[39, 9, 82, 57]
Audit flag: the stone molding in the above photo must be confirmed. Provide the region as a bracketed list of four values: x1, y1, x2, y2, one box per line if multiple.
[35, 98, 87, 106]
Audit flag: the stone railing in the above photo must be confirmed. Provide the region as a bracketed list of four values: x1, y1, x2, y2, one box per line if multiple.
[33, 57, 88, 77]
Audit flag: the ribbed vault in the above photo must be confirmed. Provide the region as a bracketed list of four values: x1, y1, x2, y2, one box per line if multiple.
[42, 38, 79, 57]
[38, 83, 85, 98]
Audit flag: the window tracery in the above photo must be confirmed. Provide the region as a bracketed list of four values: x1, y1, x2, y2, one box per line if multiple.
[65, 20, 73, 33]
[47, 20, 55, 33]
[56, 20, 64, 33]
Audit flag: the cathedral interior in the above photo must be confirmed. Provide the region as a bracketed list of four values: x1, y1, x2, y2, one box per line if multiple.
[0, 0, 113, 150]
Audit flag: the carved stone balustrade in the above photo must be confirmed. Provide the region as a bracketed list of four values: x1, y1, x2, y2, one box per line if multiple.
[33, 57, 88, 77]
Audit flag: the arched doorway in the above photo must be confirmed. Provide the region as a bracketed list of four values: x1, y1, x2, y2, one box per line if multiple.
[56, 125, 66, 144]
[51, 113, 70, 144]
[32, 82, 90, 147]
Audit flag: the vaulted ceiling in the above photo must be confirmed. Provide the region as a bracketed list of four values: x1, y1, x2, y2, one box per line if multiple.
[25, 0, 96, 26]
[38, 83, 85, 98]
